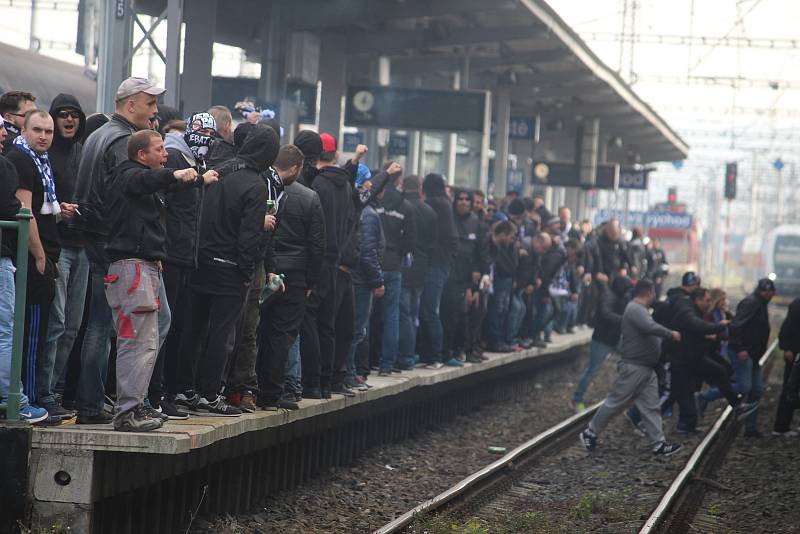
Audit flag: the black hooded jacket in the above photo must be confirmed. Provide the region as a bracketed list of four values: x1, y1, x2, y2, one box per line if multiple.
[401, 191, 436, 289]
[105, 160, 177, 262]
[163, 132, 205, 267]
[592, 276, 632, 347]
[194, 126, 277, 292]
[312, 164, 356, 265]
[422, 175, 458, 270]
[376, 184, 417, 272]
[48, 94, 86, 248]
[729, 291, 771, 360]
[673, 302, 726, 367]
[588, 232, 629, 278]
[652, 286, 693, 356]
[205, 137, 237, 170]
[0, 155, 21, 258]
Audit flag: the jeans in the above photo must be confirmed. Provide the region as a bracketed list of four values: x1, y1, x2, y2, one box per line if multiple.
[728, 348, 763, 432]
[0, 257, 30, 409]
[532, 297, 554, 339]
[77, 266, 113, 416]
[573, 340, 614, 403]
[558, 299, 577, 331]
[487, 277, 513, 347]
[379, 271, 403, 371]
[348, 282, 374, 379]
[284, 336, 302, 396]
[506, 290, 526, 344]
[399, 286, 421, 362]
[418, 266, 449, 363]
[39, 247, 89, 406]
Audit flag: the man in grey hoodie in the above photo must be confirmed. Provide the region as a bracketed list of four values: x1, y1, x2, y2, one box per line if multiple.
[580, 279, 683, 456]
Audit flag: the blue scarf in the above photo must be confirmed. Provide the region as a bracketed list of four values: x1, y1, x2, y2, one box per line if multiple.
[13, 135, 60, 215]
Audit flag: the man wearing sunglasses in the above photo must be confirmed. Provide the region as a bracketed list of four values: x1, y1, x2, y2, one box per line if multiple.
[0, 91, 37, 153]
[36, 94, 89, 419]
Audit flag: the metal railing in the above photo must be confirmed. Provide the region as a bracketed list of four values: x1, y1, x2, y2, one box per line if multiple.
[0, 207, 32, 421]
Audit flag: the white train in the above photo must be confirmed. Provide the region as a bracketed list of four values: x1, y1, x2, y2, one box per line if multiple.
[750, 225, 800, 300]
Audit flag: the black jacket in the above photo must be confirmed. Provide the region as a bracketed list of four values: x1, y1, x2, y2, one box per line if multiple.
[591, 278, 631, 347]
[426, 194, 458, 270]
[729, 291, 771, 360]
[74, 113, 139, 238]
[537, 244, 566, 298]
[673, 303, 726, 366]
[312, 164, 356, 265]
[163, 133, 204, 267]
[105, 160, 177, 262]
[401, 192, 436, 289]
[48, 94, 85, 249]
[354, 204, 384, 288]
[779, 297, 800, 354]
[450, 209, 488, 286]
[588, 233, 628, 278]
[196, 126, 276, 285]
[0, 154, 21, 258]
[653, 286, 693, 355]
[376, 185, 417, 272]
[270, 180, 326, 289]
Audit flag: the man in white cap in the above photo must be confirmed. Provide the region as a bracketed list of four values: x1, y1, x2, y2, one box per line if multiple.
[72, 77, 170, 425]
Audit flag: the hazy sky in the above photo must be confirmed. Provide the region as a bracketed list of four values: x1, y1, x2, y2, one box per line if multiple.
[2, 0, 798, 230]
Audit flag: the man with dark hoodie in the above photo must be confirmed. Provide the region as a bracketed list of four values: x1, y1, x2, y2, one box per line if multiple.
[205, 105, 236, 169]
[153, 112, 218, 418]
[440, 189, 488, 366]
[375, 162, 416, 375]
[419, 173, 458, 369]
[398, 175, 436, 370]
[37, 95, 89, 419]
[104, 130, 214, 431]
[73, 77, 167, 424]
[173, 125, 276, 416]
[296, 133, 356, 398]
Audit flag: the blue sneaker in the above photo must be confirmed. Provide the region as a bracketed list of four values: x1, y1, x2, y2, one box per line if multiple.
[20, 405, 49, 424]
[444, 358, 464, 367]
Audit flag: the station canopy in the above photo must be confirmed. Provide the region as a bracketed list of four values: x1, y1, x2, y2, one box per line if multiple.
[137, 0, 688, 163]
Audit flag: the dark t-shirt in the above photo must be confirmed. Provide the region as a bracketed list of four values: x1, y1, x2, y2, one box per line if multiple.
[7, 147, 61, 261]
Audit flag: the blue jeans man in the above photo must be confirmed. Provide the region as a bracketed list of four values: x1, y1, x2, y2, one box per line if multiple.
[573, 340, 615, 404]
[728, 347, 763, 434]
[506, 289, 526, 345]
[487, 277, 513, 349]
[347, 282, 374, 383]
[398, 286, 422, 368]
[38, 247, 89, 407]
[379, 271, 403, 373]
[284, 336, 302, 398]
[419, 266, 449, 364]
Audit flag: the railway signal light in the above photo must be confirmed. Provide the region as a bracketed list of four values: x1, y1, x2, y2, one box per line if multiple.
[724, 162, 737, 200]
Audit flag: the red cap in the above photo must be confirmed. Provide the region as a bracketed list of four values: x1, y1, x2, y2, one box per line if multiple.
[320, 133, 337, 153]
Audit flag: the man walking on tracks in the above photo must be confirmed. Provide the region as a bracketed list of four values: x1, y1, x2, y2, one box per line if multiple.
[581, 279, 683, 456]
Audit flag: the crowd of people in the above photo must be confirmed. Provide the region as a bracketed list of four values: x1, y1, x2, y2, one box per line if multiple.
[2, 76, 794, 444]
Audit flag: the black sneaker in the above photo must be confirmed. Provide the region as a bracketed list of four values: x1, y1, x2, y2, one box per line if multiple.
[114, 405, 163, 432]
[653, 441, 682, 456]
[531, 340, 547, 348]
[331, 384, 356, 397]
[158, 399, 189, 420]
[580, 428, 597, 451]
[40, 401, 75, 419]
[321, 388, 332, 399]
[279, 395, 300, 410]
[76, 411, 114, 425]
[196, 395, 242, 417]
[378, 368, 392, 377]
[144, 404, 169, 422]
[173, 391, 201, 412]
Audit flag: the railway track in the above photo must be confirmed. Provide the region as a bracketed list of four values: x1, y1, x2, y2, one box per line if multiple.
[375, 339, 781, 534]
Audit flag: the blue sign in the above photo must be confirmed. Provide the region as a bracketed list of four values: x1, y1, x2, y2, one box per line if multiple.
[388, 134, 409, 156]
[342, 132, 364, 153]
[491, 116, 537, 140]
[507, 169, 525, 193]
[774, 158, 785, 171]
[618, 168, 653, 190]
[595, 209, 692, 230]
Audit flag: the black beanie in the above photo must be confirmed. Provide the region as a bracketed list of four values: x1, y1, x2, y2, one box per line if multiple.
[294, 130, 323, 159]
[508, 198, 525, 216]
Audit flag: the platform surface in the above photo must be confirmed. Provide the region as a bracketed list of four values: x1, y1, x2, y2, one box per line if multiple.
[30, 329, 592, 455]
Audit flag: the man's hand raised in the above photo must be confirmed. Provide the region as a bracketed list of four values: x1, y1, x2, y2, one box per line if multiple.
[202, 169, 219, 185]
[174, 168, 198, 183]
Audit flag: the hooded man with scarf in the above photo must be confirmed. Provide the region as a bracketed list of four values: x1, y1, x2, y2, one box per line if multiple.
[7, 109, 79, 419]
[36, 94, 89, 419]
[152, 112, 217, 417]
[174, 125, 278, 417]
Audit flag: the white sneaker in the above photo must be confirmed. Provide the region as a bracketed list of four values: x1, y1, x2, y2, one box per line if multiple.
[424, 362, 444, 370]
[771, 430, 799, 438]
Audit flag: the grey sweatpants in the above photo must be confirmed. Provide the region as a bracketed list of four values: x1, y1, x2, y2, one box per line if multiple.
[105, 260, 164, 419]
[588, 360, 665, 446]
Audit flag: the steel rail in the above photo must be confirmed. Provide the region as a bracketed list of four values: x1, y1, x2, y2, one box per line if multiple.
[638, 338, 780, 534]
[374, 401, 603, 534]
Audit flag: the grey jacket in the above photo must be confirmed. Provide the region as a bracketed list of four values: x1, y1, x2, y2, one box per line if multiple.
[620, 300, 674, 367]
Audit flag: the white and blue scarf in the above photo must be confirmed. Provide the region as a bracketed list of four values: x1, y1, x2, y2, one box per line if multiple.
[13, 135, 60, 215]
